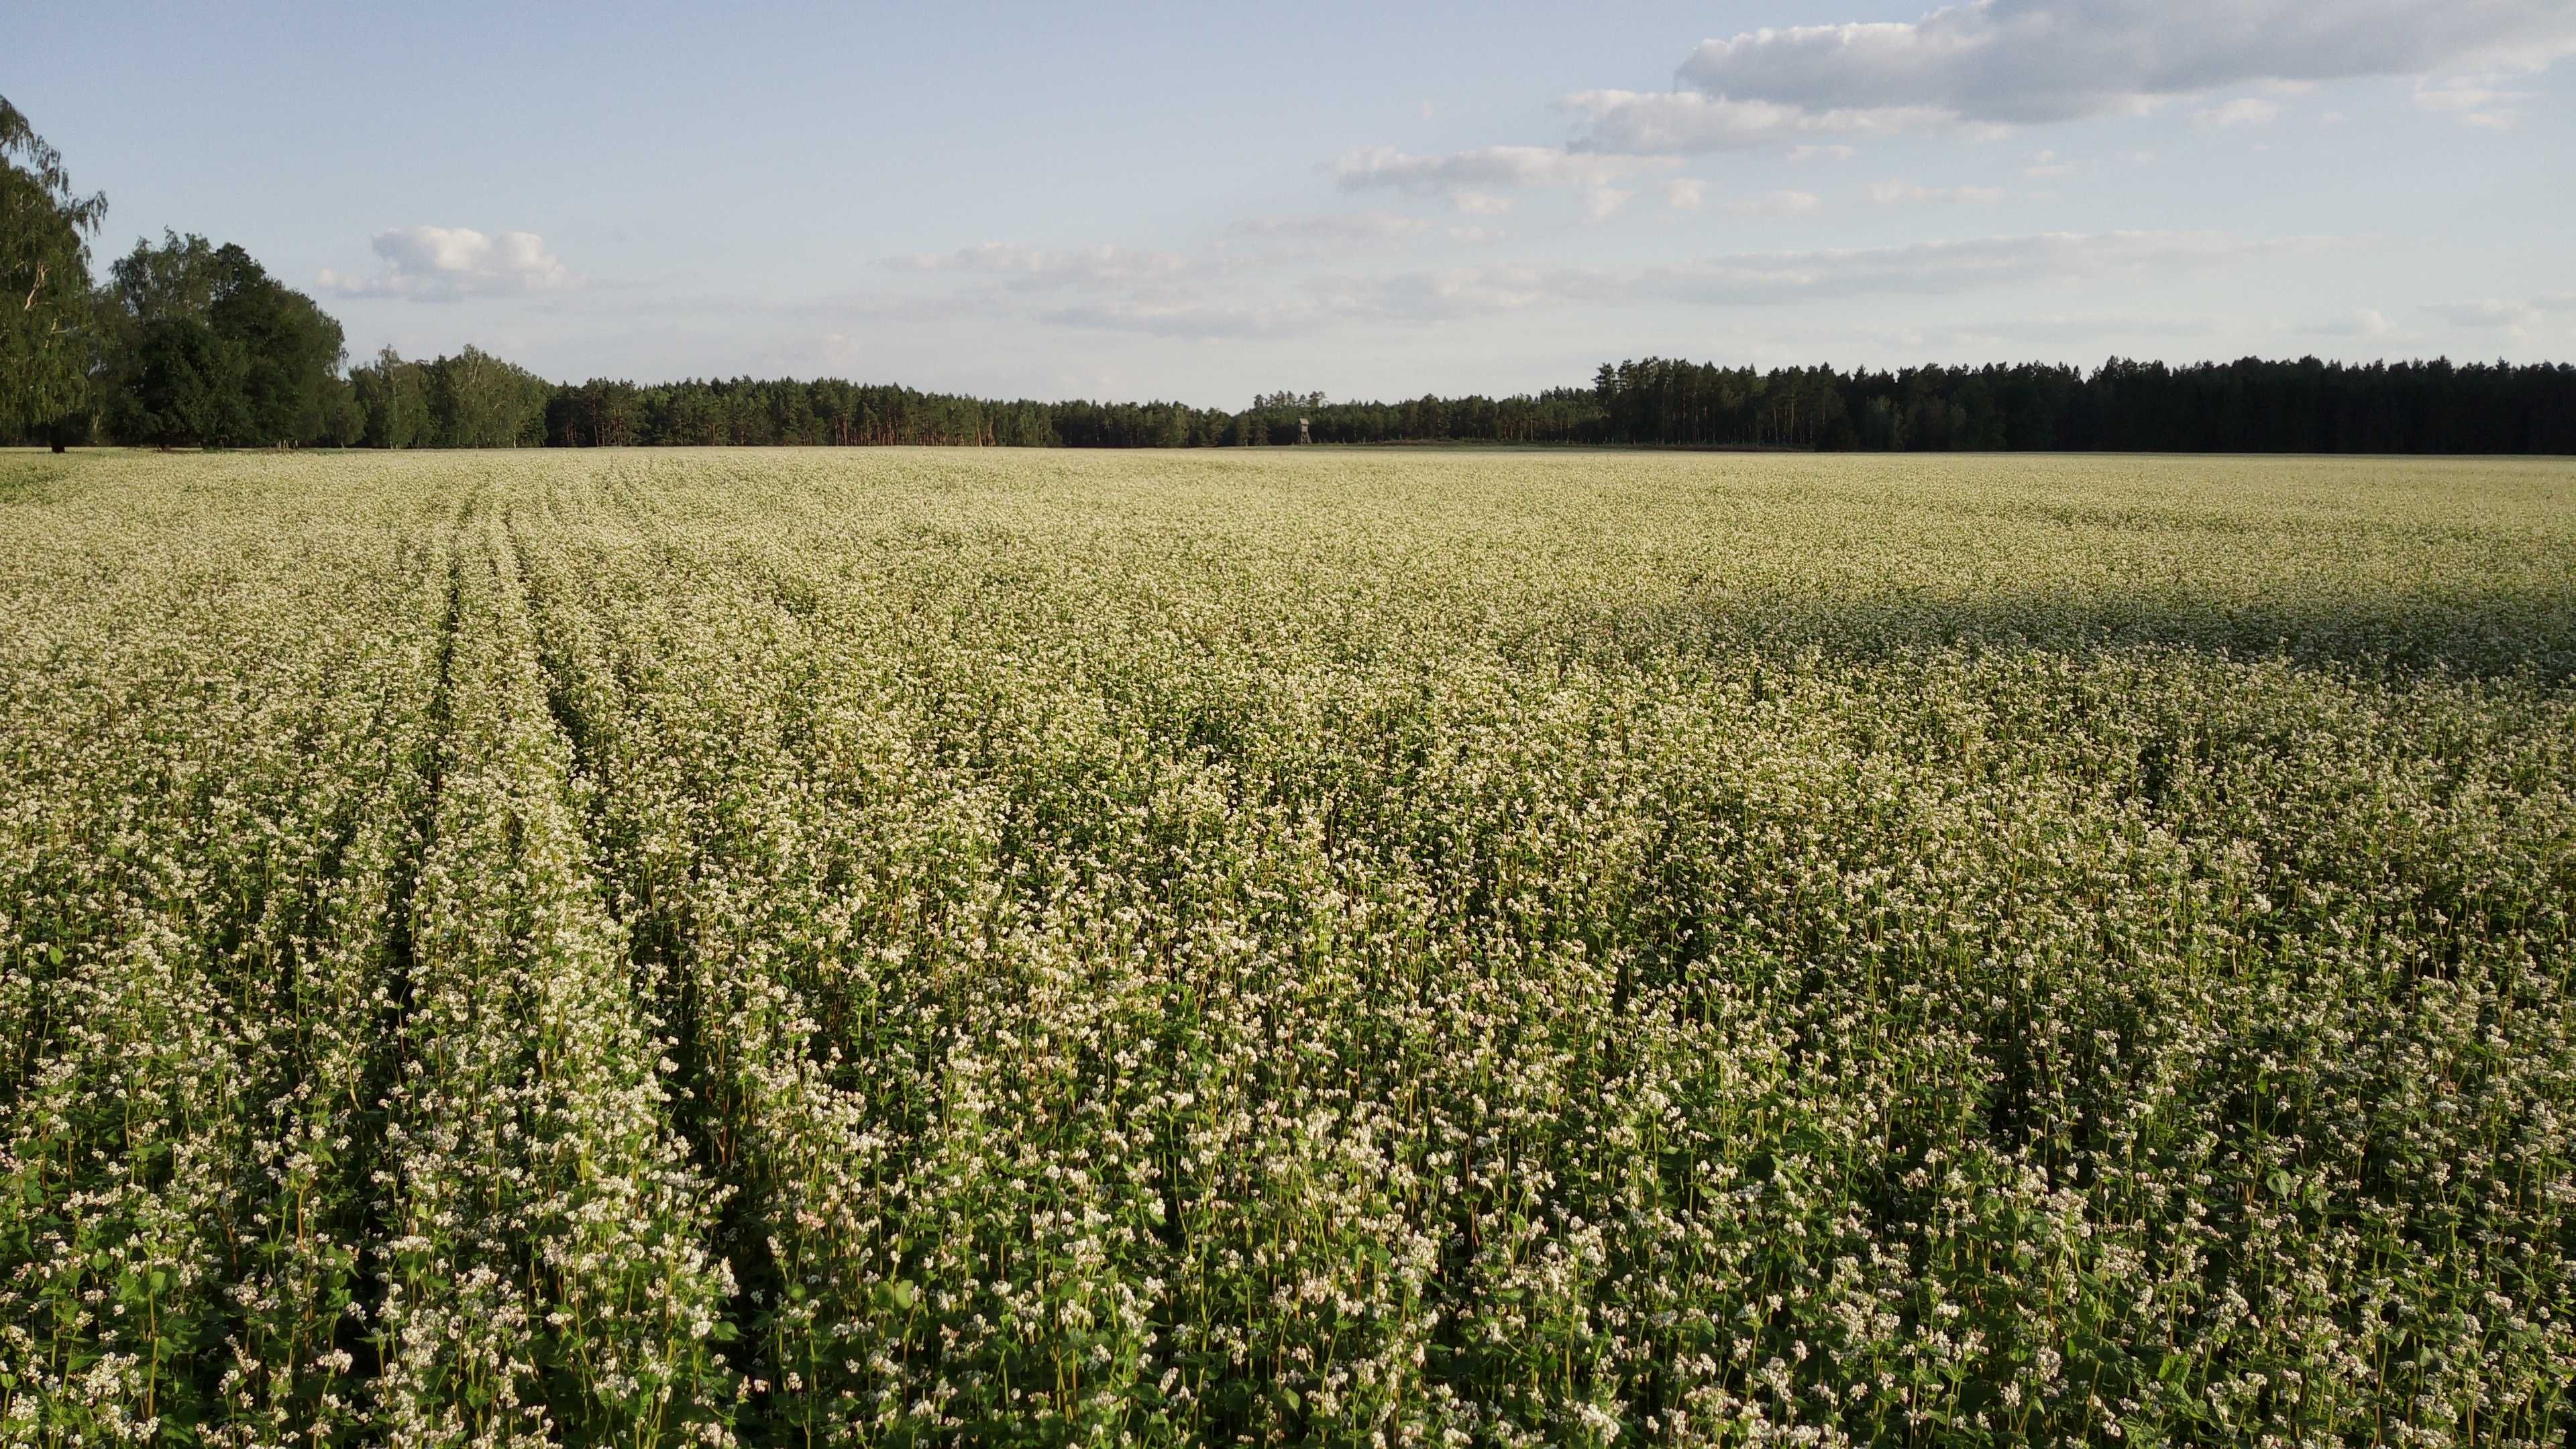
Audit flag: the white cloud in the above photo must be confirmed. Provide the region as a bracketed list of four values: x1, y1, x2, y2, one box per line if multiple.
[1728, 189, 1825, 217]
[1660, 1, 2576, 138]
[1334, 144, 1675, 194]
[1565, 89, 1942, 154]
[2023, 150, 2076, 178]
[318, 226, 574, 301]
[1666, 178, 1708, 211]
[1869, 182, 2005, 205]
[2194, 97, 2282, 128]
[1790, 144, 1858, 162]
[1453, 191, 1514, 216]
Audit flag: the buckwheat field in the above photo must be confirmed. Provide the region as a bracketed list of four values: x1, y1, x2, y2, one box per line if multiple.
[2, 446, 2571, 1448]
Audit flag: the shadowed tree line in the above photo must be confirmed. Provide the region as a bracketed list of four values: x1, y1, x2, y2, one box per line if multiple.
[417, 354, 2576, 457]
[513, 355, 2576, 455]
[1578, 356, 2576, 454]
[7, 96, 2571, 455]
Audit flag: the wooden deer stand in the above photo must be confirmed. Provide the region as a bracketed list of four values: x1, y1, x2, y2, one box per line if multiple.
[1298, 416, 1311, 445]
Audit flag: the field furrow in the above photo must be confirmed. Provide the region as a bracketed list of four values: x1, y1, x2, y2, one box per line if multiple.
[365, 487, 735, 1449]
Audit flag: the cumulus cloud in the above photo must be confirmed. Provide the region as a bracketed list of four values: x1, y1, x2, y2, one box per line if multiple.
[1655, 0, 2576, 137]
[1666, 178, 1708, 211]
[318, 226, 574, 301]
[1358, 3, 2554, 175]
[1790, 144, 1858, 162]
[1334, 144, 1677, 195]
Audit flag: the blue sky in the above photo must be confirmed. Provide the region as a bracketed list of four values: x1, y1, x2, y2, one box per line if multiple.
[15, 1, 2575, 405]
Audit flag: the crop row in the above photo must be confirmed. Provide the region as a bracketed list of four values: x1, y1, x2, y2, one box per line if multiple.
[2, 447, 2572, 1446]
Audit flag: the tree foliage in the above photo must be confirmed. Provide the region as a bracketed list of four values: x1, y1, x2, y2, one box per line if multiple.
[350, 347, 430, 448]
[121, 315, 250, 447]
[0, 95, 109, 446]
[97, 231, 351, 447]
[350, 345, 549, 447]
[504, 359, 2576, 455]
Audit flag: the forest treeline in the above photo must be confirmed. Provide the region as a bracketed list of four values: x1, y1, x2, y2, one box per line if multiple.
[9, 98, 2574, 455]
[527, 360, 2576, 453]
